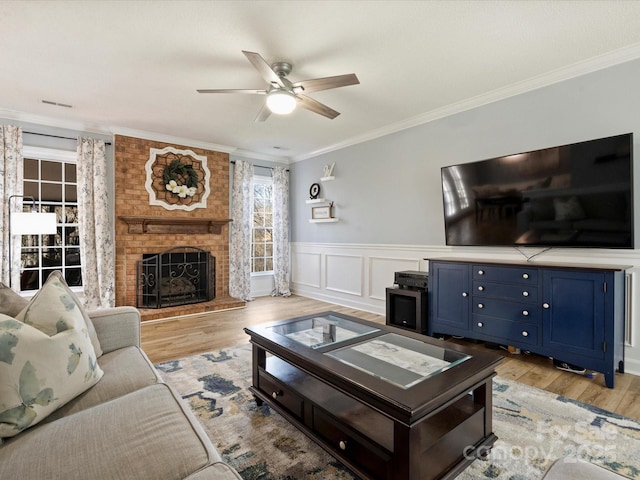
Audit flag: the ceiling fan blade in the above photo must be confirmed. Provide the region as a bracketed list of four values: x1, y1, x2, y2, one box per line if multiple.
[196, 89, 267, 94]
[242, 50, 285, 88]
[296, 94, 340, 119]
[254, 103, 272, 122]
[291, 74, 360, 94]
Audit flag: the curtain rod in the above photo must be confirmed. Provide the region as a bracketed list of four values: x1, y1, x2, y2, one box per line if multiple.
[230, 160, 289, 172]
[24, 131, 112, 146]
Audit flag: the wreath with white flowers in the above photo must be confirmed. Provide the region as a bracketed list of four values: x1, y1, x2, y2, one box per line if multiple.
[163, 159, 199, 198]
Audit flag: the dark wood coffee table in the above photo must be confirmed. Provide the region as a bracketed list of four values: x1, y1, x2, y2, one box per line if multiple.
[244, 311, 503, 480]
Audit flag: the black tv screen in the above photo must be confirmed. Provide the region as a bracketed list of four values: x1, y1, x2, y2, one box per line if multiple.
[441, 133, 634, 248]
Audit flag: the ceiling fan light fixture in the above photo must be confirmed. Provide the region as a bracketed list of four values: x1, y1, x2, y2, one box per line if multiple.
[266, 90, 296, 115]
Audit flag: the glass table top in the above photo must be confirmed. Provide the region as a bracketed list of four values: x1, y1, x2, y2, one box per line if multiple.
[326, 333, 471, 389]
[268, 314, 380, 349]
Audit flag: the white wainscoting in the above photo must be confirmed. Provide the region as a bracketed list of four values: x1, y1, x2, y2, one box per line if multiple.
[291, 242, 444, 315]
[291, 242, 640, 377]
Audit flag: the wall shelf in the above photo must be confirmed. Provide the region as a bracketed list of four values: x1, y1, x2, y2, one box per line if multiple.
[306, 198, 327, 204]
[119, 216, 232, 234]
[309, 218, 339, 223]
[320, 176, 335, 182]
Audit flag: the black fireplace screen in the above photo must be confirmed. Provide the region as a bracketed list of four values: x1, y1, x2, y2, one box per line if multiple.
[136, 247, 215, 309]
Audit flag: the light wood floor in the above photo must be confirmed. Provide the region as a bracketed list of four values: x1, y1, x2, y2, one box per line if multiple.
[141, 295, 640, 422]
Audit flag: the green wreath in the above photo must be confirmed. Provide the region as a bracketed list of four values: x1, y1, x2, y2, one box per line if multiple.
[163, 159, 199, 189]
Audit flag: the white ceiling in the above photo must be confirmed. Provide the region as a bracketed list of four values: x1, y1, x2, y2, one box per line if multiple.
[3, 1, 640, 162]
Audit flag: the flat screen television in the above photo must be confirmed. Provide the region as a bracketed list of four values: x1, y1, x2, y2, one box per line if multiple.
[441, 133, 634, 248]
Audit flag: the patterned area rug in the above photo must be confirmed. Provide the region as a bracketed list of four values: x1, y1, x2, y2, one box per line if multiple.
[156, 344, 640, 480]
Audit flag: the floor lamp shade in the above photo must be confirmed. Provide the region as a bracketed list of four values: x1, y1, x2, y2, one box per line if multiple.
[10, 212, 57, 235]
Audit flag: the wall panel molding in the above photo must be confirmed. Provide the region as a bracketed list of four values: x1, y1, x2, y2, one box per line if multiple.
[290, 242, 640, 376]
[291, 251, 322, 288]
[325, 253, 364, 296]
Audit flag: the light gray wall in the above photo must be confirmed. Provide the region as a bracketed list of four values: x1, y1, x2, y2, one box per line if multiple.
[291, 58, 640, 246]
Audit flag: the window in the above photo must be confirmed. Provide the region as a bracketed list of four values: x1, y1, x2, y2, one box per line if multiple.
[252, 175, 273, 274]
[19, 147, 82, 292]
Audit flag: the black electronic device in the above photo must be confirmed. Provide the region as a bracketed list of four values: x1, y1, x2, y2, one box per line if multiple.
[394, 270, 428, 290]
[440, 133, 634, 248]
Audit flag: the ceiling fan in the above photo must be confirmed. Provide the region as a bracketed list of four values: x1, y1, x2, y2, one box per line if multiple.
[197, 50, 360, 122]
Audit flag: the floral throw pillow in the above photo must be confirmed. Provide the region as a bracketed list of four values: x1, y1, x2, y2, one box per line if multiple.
[16, 271, 102, 357]
[0, 274, 104, 441]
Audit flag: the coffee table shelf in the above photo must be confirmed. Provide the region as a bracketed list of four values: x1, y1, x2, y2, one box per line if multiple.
[245, 311, 503, 480]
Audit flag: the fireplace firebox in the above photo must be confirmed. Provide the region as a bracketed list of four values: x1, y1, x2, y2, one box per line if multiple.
[136, 247, 215, 309]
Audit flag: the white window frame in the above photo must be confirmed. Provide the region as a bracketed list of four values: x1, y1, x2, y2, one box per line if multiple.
[251, 174, 274, 276]
[20, 145, 82, 293]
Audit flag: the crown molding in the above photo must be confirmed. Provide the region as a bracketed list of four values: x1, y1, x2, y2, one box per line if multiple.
[110, 126, 238, 154]
[0, 108, 290, 162]
[293, 42, 640, 162]
[231, 148, 291, 163]
[0, 108, 112, 136]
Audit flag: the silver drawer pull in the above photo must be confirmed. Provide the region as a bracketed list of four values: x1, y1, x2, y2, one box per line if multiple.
[543, 303, 550, 309]
[522, 331, 529, 337]
[272, 391, 281, 400]
[478, 286, 484, 291]
[478, 303, 484, 309]
[522, 310, 529, 316]
[522, 273, 529, 279]
[477, 322, 483, 327]
[462, 292, 468, 297]
[478, 270, 484, 275]
[522, 291, 529, 297]
[339, 440, 347, 451]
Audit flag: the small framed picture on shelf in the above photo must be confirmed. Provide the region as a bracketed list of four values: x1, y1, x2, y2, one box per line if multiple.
[312, 205, 331, 219]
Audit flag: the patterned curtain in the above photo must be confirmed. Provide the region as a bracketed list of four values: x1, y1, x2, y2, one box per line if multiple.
[0, 125, 23, 289]
[271, 166, 291, 297]
[229, 160, 253, 301]
[76, 137, 115, 309]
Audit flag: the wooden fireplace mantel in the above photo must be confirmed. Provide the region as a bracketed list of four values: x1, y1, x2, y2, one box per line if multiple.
[119, 216, 232, 235]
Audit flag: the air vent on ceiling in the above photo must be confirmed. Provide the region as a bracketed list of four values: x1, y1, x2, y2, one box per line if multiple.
[42, 100, 72, 108]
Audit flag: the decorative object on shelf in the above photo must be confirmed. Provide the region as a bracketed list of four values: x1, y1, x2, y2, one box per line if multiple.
[145, 146, 211, 211]
[309, 182, 320, 200]
[323, 162, 335, 178]
[311, 206, 330, 219]
[311, 202, 333, 220]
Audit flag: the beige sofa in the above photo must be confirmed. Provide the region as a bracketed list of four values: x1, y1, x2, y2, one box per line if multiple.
[0, 306, 242, 480]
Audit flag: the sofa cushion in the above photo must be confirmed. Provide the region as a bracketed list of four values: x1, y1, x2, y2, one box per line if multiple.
[17, 271, 103, 357]
[43, 346, 161, 422]
[0, 383, 226, 480]
[0, 274, 103, 441]
[0, 282, 28, 317]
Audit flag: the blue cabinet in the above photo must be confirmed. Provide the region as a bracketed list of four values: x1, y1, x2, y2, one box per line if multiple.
[429, 262, 470, 336]
[428, 258, 628, 388]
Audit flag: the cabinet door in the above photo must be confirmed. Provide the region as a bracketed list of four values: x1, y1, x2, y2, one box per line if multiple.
[429, 262, 470, 334]
[542, 270, 605, 359]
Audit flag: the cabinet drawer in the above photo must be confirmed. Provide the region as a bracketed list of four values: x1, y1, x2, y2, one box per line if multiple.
[313, 407, 392, 480]
[473, 265, 538, 284]
[258, 369, 304, 419]
[473, 281, 538, 303]
[471, 297, 537, 322]
[472, 315, 538, 345]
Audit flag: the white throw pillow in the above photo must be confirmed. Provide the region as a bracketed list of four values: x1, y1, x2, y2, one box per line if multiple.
[0, 273, 104, 441]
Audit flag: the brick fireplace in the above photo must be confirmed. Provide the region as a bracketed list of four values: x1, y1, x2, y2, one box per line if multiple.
[114, 135, 244, 321]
